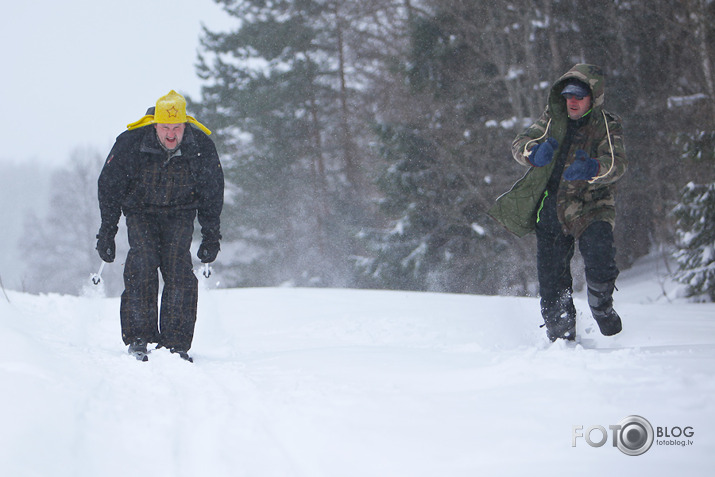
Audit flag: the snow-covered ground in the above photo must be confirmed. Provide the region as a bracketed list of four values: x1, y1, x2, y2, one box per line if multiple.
[1, 253, 713, 476]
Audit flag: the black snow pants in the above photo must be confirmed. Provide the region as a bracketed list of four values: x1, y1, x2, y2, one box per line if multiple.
[535, 192, 619, 308]
[120, 210, 198, 351]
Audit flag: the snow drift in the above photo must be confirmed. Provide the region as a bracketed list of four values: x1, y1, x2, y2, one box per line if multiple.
[0, 254, 713, 476]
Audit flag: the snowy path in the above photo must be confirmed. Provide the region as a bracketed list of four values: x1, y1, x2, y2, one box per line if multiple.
[1, 272, 714, 476]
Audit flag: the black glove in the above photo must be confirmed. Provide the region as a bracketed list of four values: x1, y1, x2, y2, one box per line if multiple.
[528, 138, 558, 167]
[96, 225, 117, 263]
[197, 240, 220, 263]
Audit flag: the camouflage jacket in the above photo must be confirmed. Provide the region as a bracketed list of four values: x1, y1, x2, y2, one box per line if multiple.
[488, 64, 627, 238]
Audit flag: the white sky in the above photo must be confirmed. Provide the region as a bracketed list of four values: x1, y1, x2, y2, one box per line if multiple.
[0, 0, 234, 167]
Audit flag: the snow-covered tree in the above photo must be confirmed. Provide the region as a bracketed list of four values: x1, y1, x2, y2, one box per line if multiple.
[673, 182, 715, 301]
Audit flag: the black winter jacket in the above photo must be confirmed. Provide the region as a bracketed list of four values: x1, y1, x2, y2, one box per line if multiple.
[98, 125, 224, 241]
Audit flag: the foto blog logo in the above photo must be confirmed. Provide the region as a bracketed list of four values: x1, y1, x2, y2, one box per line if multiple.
[572, 415, 693, 456]
[573, 415, 695, 456]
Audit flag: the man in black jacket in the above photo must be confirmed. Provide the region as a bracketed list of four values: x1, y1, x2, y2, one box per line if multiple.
[96, 90, 224, 362]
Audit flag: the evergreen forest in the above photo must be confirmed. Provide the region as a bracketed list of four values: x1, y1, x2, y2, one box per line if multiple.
[19, 0, 715, 300]
[189, 0, 714, 297]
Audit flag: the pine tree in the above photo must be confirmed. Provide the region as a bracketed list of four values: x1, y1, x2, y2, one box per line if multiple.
[668, 0, 715, 302]
[194, 0, 411, 287]
[673, 181, 715, 301]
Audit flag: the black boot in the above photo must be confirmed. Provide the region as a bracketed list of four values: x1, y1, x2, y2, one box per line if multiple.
[587, 280, 622, 336]
[541, 289, 576, 342]
[128, 339, 149, 362]
[170, 348, 194, 363]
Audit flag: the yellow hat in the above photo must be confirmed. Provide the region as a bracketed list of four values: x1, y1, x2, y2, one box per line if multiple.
[127, 90, 211, 135]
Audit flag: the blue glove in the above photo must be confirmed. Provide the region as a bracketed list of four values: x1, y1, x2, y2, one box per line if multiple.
[528, 138, 558, 167]
[564, 149, 599, 181]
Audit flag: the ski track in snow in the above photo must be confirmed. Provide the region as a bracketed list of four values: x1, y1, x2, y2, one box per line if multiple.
[1, 257, 714, 476]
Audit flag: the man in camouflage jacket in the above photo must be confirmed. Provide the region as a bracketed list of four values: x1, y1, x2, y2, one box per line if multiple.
[96, 91, 224, 362]
[489, 64, 627, 341]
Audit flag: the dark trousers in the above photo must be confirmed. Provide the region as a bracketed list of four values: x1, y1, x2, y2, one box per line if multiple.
[535, 192, 619, 305]
[120, 211, 198, 350]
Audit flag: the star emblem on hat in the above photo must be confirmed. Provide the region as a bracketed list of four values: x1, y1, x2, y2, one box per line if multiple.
[166, 106, 179, 118]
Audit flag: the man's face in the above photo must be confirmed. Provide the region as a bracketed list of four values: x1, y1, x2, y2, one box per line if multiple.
[564, 94, 592, 120]
[155, 123, 186, 150]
